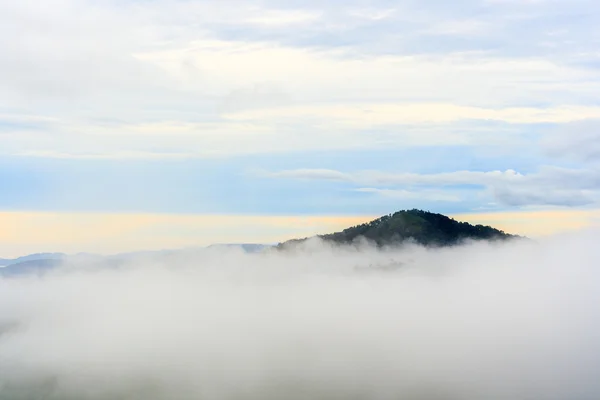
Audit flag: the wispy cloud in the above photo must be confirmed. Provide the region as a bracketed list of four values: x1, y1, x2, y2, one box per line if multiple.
[356, 188, 463, 202]
[224, 103, 600, 125]
[244, 9, 322, 26]
[264, 167, 600, 208]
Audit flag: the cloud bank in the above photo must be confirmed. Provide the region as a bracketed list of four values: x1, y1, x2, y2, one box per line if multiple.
[1, 233, 600, 399]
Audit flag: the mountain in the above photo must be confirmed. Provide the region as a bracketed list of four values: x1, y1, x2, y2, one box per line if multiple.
[0, 253, 66, 277]
[206, 243, 269, 253]
[278, 209, 519, 249]
[0, 253, 65, 267]
[0, 258, 64, 277]
[0, 245, 271, 277]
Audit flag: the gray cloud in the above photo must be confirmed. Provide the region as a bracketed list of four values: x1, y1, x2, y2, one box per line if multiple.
[492, 186, 596, 207]
[265, 166, 600, 207]
[544, 120, 600, 163]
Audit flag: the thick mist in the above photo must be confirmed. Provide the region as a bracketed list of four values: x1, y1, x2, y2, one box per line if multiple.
[1, 233, 600, 400]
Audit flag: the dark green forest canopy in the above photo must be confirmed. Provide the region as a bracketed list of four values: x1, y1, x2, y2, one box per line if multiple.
[278, 209, 521, 249]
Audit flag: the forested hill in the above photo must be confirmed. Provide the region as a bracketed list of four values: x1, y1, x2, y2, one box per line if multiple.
[279, 209, 519, 248]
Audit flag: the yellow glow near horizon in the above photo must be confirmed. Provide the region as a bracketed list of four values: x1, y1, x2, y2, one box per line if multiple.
[1, 209, 599, 258]
[0, 211, 375, 258]
[453, 209, 600, 237]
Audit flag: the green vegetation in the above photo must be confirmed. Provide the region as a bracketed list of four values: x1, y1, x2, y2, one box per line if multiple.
[279, 209, 518, 248]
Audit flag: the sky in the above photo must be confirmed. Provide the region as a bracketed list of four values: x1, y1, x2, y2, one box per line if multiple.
[1, 0, 600, 256]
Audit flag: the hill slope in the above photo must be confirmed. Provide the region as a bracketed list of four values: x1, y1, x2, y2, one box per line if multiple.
[279, 209, 518, 248]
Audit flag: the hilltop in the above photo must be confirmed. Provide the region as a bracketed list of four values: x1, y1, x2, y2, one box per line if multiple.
[278, 209, 519, 249]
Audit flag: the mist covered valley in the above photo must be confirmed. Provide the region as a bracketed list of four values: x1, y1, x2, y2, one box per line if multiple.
[1, 231, 599, 400]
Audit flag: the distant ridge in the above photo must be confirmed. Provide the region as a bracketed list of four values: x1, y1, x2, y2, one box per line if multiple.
[0, 244, 270, 277]
[278, 209, 520, 249]
[0, 259, 64, 277]
[206, 244, 268, 253]
[0, 253, 65, 267]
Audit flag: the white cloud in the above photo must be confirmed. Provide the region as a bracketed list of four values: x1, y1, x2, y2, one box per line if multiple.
[2, 101, 597, 159]
[269, 169, 350, 181]
[217, 83, 293, 114]
[421, 19, 493, 36]
[346, 8, 397, 21]
[2, 234, 600, 398]
[224, 103, 600, 126]
[134, 39, 597, 107]
[13, 150, 197, 160]
[265, 168, 521, 187]
[244, 9, 322, 26]
[0, 0, 599, 159]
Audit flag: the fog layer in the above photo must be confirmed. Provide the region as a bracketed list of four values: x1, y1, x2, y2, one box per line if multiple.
[1, 233, 599, 400]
